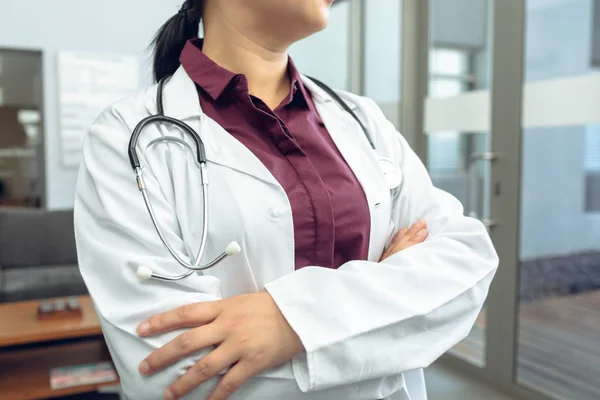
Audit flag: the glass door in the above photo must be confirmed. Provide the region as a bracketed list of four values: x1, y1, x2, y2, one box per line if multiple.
[416, 0, 599, 399]
[424, 0, 493, 368]
[515, 0, 600, 399]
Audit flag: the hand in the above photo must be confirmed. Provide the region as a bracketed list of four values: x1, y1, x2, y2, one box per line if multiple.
[136, 292, 303, 400]
[380, 219, 428, 261]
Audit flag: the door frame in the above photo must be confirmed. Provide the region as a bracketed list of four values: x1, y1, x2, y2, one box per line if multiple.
[412, 1, 553, 399]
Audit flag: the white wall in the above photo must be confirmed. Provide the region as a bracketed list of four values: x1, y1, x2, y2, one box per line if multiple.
[0, 0, 181, 209]
[290, 2, 350, 90]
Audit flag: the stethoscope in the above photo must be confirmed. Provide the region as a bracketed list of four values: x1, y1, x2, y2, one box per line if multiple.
[129, 76, 401, 283]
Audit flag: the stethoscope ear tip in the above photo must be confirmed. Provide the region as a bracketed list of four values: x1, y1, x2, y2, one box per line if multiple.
[136, 266, 154, 281]
[225, 241, 242, 256]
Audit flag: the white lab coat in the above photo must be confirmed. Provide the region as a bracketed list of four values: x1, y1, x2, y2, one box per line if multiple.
[74, 66, 498, 400]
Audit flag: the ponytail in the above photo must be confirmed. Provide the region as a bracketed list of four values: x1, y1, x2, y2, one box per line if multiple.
[151, 0, 204, 82]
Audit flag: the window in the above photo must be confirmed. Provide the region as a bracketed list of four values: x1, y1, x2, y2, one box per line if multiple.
[427, 48, 472, 173]
[585, 126, 600, 171]
[585, 126, 600, 212]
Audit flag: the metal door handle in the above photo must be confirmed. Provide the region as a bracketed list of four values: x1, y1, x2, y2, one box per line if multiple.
[466, 152, 498, 228]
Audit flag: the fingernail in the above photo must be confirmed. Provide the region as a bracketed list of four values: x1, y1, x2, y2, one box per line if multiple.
[163, 389, 175, 400]
[417, 229, 427, 238]
[139, 360, 150, 375]
[137, 322, 150, 336]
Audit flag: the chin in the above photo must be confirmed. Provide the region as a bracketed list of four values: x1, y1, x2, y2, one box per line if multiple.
[306, 7, 331, 34]
[270, 1, 332, 44]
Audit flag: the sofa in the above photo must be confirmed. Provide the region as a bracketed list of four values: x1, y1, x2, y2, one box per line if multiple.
[0, 208, 88, 303]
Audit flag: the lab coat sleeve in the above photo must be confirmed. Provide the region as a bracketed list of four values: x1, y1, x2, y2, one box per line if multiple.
[264, 100, 499, 392]
[74, 105, 223, 400]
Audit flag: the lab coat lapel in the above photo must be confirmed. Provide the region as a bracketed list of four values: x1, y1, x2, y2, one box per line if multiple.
[304, 77, 390, 262]
[157, 66, 280, 187]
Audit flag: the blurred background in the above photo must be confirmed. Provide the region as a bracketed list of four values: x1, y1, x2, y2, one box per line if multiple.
[0, 0, 599, 399]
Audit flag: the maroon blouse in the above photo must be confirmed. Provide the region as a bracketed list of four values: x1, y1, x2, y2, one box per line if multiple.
[180, 39, 370, 270]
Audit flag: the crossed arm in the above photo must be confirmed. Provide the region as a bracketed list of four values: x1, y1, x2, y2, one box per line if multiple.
[137, 221, 429, 400]
[77, 108, 497, 400]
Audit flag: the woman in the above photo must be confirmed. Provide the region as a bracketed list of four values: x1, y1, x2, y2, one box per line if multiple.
[74, 1, 498, 399]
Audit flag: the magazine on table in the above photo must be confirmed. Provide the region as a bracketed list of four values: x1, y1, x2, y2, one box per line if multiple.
[50, 361, 118, 390]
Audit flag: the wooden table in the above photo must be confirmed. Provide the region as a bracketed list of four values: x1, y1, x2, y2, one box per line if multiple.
[0, 296, 120, 400]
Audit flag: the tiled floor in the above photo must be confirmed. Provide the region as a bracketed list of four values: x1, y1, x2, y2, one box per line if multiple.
[425, 363, 515, 400]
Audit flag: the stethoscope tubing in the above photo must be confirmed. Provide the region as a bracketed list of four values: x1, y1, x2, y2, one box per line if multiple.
[130, 78, 239, 282]
[128, 76, 380, 282]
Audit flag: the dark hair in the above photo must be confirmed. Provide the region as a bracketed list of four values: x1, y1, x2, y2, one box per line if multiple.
[152, 0, 204, 82]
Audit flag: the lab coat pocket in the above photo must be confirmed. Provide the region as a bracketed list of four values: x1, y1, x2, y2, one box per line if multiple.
[203, 242, 259, 298]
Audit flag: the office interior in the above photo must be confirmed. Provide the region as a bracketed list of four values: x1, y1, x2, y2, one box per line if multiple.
[0, 0, 598, 399]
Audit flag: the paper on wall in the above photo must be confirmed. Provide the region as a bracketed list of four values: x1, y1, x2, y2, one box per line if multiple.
[58, 51, 139, 167]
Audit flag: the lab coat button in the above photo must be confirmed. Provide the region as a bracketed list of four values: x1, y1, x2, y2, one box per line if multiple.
[269, 208, 285, 219]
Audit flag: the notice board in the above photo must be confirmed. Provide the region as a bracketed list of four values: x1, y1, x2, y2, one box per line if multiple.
[58, 51, 139, 167]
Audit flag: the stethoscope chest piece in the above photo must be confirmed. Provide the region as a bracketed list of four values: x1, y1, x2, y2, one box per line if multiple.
[378, 158, 403, 190]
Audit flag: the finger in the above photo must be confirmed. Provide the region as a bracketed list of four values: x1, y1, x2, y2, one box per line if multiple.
[382, 221, 428, 261]
[140, 324, 224, 376]
[207, 360, 257, 400]
[379, 249, 391, 262]
[381, 227, 410, 261]
[406, 219, 426, 238]
[137, 301, 221, 337]
[386, 227, 408, 249]
[410, 229, 428, 243]
[394, 225, 418, 247]
[165, 343, 242, 400]
[391, 223, 422, 248]
[405, 229, 428, 247]
[384, 228, 428, 258]
[391, 227, 408, 243]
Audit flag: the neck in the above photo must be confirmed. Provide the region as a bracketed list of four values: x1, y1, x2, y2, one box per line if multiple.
[202, 14, 291, 109]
